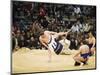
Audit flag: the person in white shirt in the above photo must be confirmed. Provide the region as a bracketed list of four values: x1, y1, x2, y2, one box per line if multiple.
[59, 35, 71, 54]
[71, 24, 79, 33]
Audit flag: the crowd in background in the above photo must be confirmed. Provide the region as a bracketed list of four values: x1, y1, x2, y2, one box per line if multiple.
[12, 1, 96, 51]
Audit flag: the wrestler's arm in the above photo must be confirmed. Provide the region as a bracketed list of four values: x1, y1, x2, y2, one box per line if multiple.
[92, 37, 96, 48]
[45, 31, 68, 36]
[45, 31, 57, 35]
[39, 37, 52, 62]
[56, 32, 68, 37]
[57, 26, 71, 37]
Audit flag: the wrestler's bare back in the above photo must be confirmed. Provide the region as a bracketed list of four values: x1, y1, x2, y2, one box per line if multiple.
[79, 45, 89, 54]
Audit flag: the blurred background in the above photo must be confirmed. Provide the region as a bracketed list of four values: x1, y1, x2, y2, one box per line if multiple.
[12, 1, 96, 51]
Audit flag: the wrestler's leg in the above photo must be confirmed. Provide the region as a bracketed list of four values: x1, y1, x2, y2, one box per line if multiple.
[73, 56, 87, 66]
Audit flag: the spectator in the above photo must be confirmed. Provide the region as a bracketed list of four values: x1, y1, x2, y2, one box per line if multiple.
[12, 2, 96, 51]
[71, 23, 79, 33]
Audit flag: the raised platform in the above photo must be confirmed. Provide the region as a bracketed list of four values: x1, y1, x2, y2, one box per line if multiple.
[12, 48, 96, 74]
